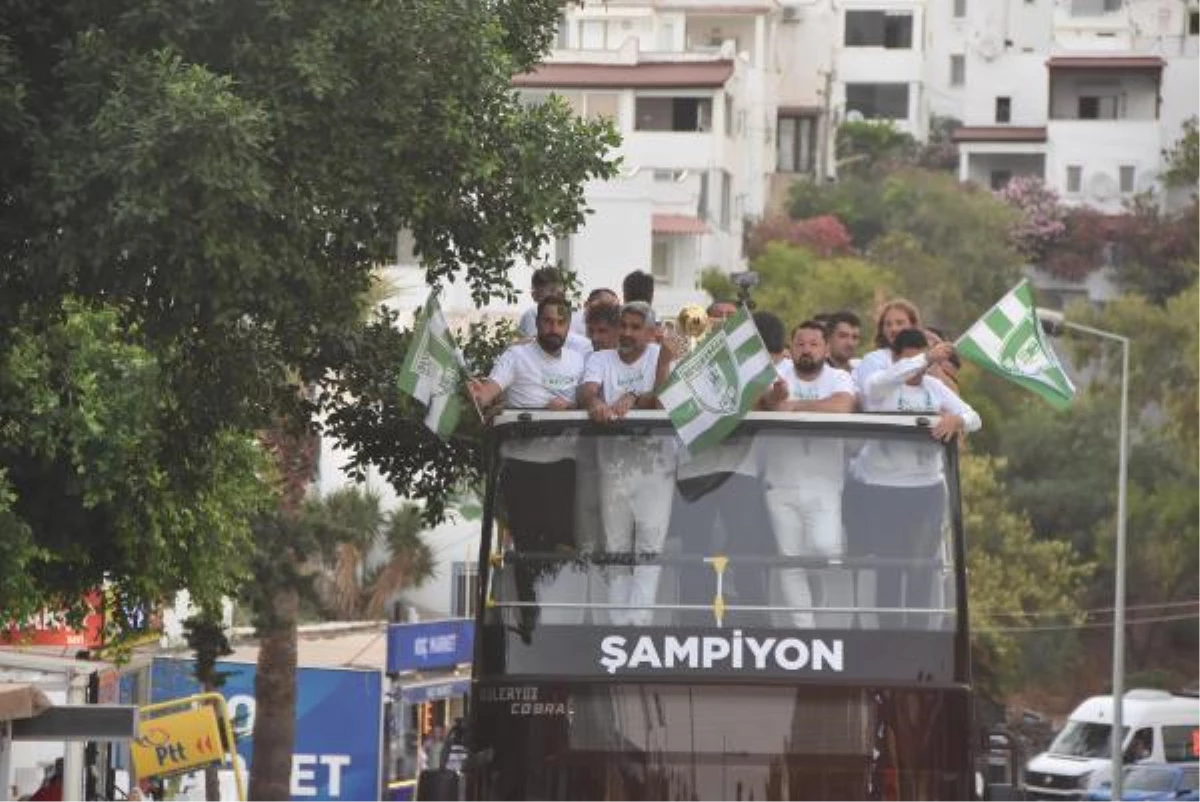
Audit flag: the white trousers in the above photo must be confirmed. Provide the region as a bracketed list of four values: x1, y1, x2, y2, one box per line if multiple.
[599, 466, 675, 626]
[764, 479, 852, 628]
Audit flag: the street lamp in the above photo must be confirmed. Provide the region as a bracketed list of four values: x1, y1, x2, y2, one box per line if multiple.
[1036, 307, 1131, 802]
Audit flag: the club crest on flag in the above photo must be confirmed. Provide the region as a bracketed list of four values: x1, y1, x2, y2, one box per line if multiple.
[414, 327, 460, 397]
[1000, 317, 1055, 378]
[680, 334, 739, 416]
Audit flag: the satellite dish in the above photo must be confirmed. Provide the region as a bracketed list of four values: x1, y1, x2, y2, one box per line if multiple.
[973, 32, 1002, 61]
[1089, 171, 1118, 201]
[845, 109, 866, 123]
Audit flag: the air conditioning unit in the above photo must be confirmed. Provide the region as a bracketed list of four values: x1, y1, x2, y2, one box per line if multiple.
[781, 6, 802, 23]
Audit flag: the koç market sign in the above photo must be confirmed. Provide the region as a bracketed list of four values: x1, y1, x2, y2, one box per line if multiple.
[386, 619, 473, 673]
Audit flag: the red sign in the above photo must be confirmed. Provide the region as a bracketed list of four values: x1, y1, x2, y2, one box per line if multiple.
[3, 593, 105, 648]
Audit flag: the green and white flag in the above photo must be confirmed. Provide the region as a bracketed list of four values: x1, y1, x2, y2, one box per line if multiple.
[956, 279, 1076, 410]
[659, 305, 777, 453]
[398, 292, 467, 437]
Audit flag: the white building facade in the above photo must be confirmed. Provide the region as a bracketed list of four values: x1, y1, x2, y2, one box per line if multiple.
[953, 0, 1199, 211]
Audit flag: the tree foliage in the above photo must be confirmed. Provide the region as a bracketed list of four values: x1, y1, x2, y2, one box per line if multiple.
[743, 243, 898, 326]
[962, 454, 1093, 697]
[0, 0, 614, 627]
[1163, 116, 1199, 189]
[0, 299, 269, 626]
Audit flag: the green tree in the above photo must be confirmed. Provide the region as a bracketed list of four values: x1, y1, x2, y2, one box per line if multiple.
[864, 170, 1025, 332]
[835, 120, 916, 176]
[962, 454, 1093, 697]
[739, 242, 898, 327]
[1, 0, 615, 796]
[0, 300, 269, 629]
[1163, 116, 1199, 189]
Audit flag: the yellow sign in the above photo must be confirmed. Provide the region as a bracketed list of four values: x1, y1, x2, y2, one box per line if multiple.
[132, 705, 225, 780]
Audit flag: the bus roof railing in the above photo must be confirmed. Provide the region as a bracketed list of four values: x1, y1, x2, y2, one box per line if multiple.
[485, 600, 955, 616]
[494, 550, 951, 570]
[490, 410, 945, 430]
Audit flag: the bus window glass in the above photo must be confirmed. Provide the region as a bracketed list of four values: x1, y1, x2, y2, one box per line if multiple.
[488, 424, 956, 632]
[1164, 725, 1200, 762]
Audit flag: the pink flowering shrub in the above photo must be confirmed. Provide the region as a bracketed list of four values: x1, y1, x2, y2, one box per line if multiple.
[994, 176, 1067, 262]
[746, 214, 854, 260]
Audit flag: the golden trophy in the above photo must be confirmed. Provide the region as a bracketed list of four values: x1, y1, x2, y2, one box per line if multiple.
[664, 303, 710, 362]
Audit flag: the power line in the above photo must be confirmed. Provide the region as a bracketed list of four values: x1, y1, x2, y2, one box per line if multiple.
[979, 609, 1200, 633]
[977, 599, 1200, 619]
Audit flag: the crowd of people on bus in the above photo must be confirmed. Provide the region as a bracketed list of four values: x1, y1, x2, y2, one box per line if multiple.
[466, 267, 982, 631]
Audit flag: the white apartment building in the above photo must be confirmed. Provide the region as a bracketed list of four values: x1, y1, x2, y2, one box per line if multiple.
[953, 0, 1199, 211]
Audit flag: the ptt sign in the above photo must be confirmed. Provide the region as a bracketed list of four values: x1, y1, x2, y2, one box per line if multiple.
[132, 706, 225, 779]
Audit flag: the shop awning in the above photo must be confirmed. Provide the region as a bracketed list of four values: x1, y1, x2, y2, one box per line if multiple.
[652, 213, 710, 235]
[0, 683, 51, 721]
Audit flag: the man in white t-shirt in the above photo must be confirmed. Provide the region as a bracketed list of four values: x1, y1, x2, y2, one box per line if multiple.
[759, 320, 857, 627]
[469, 296, 585, 634]
[849, 327, 981, 628]
[578, 301, 673, 625]
[516, 268, 594, 338]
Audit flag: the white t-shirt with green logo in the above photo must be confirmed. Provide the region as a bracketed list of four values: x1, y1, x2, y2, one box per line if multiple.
[490, 341, 585, 463]
[582, 345, 660, 404]
[760, 364, 855, 484]
[490, 341, 585, 407]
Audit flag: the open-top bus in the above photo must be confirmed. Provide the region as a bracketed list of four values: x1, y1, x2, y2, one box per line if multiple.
[420, 410, 1018, 801]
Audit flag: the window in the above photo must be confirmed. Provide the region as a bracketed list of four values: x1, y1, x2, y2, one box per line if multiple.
[555, 13, 570, 48]
[1162, 725, 1199, 762]
[583, 92, 620, 123]
[990, 170, 1012, 190]
[950, 55, 966, 86]
[452, 562, 479, 618]
[720, 170, 732, 230]
[635, 96, 713, 131]
[845, 83, 910, 120]
[725, 94, 734, 137]
[954, 0, 967, 18]
[698, 172, 710, 220]
[844, 11, 914, 48]
[995, 96, 1012, 123]
[777, 115, 816, 173]
[1119, 165, 1135, 193]
[579, 19, 607, 49]
[1078, 94, 1119, 119]
[1070, 0, 1122, 15]
[1190, 10, 1199, 35]
[651, 240, 671, 283]
[1066, 165, 1082, 193]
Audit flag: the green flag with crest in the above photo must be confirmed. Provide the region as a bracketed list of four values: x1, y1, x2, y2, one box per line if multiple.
[956, 279, 1076, 410]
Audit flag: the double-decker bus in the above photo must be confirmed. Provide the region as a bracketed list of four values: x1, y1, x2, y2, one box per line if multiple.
[421, 410, 1016, 801]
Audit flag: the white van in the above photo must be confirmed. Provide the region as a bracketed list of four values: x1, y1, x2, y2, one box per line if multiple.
[1025, 689, 1199, 800]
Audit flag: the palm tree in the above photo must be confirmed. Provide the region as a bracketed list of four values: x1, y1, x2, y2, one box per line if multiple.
[310, 487, 435, 620]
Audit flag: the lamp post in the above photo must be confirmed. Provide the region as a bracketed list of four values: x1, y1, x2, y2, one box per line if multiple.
[1036, 308, 1130, 801]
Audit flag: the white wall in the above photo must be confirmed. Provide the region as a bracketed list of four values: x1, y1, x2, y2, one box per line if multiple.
[1046, 120, 1161, 210]
[961, 52, 1047, 125]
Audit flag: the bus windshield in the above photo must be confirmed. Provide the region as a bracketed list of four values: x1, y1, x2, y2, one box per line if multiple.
[487, 414, 958, 637]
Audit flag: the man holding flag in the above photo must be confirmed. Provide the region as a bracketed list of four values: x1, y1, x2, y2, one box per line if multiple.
[465, 295, 585, 635]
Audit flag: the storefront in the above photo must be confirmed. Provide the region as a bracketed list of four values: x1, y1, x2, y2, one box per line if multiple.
[383, 620, 473, 801]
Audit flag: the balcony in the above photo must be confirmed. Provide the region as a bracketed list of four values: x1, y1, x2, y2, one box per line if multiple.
[1047, 57, 1163, 122]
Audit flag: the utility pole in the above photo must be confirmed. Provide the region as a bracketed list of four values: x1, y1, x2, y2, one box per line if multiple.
[818, 68, 835, 181]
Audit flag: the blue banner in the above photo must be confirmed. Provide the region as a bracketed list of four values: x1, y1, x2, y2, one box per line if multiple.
[386, 619, 473, 673]
[150, 658, 383, 801]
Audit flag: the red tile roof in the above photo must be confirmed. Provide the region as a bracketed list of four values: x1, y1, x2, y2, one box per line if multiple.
[952, 126, 1048, 143]
[652, 213, 711, 235]
[513, 61, 735, 89]
[1046, 55, 1166, 70]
